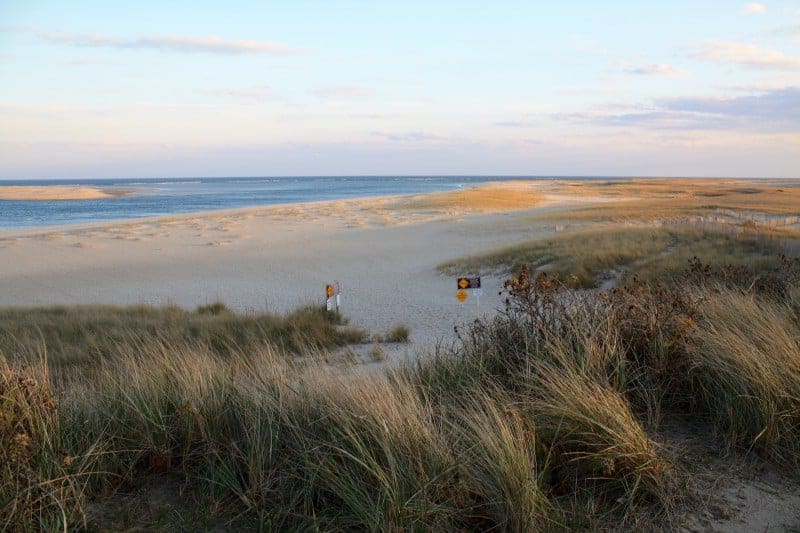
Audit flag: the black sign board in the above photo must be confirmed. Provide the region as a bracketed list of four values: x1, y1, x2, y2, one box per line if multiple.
[457, 276, 481, 290]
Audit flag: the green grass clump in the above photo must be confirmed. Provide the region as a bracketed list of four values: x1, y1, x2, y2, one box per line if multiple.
[0, 303, 367, 372]
[384, 323, 411, 343]
[438, 226, 788, 288]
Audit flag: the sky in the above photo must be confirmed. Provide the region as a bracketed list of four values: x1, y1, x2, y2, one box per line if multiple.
[1, 1, 799, 179]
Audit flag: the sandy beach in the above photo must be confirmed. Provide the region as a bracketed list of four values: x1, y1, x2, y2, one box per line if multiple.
[2, 178, 798, 351]
[0, 185, 133, 201]
[0, 181, 567, 351]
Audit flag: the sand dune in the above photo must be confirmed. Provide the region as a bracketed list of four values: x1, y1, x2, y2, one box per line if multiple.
[0, 185, 132, 201]
[1, 178, 798, 348]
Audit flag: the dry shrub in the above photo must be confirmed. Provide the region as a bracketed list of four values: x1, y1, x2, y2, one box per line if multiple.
[685, 254, 800, 297]
[0, 363, 90, 531]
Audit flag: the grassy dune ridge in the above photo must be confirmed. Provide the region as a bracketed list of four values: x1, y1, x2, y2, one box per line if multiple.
[439, 225, 794, 287]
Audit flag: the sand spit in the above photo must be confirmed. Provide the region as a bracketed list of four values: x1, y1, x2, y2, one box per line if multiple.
[0, 185, 133, 201]
[1, 178, 798, 347]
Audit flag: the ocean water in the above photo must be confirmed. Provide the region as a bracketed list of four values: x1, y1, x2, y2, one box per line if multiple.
[0, 175, 595, 230]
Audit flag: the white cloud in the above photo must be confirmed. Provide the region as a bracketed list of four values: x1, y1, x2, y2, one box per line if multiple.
[370, 130, 441, 142]
[740, 2, 766, 14]
[693, 41, 800, 70]
[618, 61, 688, 77]
[210, 85, 277, 102]
[1, 26, 305, 54]
[765, 23, 800, 41]
[555, 87, 800, 133]
[313, 86, 372, 100]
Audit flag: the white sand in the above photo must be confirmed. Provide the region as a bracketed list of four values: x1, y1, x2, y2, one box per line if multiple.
[0, 185, 132, 201]
[0, 181, 567, 351]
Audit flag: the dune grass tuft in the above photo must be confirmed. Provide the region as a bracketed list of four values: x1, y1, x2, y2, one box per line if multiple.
[0, 303, 367, 372]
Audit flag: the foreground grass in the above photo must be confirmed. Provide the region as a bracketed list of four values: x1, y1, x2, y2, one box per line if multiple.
[1, 333, 673, 531]
[439, 225, 790, 287]
[0, 302, 368, 372]
[2, 257, 799, 530]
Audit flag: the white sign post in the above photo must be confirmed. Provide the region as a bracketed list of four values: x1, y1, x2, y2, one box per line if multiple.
[326, 281, 342, 312]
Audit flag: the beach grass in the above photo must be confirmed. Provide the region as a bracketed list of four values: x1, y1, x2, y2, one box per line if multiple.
[438, 225, 791, 287]
[544, 178, 800, 220]
[0, 303, 368, 373]
[2, 250, 800, 530]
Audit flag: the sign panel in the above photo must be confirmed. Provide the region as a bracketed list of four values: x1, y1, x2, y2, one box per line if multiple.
[325, 281, 341, 311]
[456, 289, 469, 302]
[457, 276, 481, 290]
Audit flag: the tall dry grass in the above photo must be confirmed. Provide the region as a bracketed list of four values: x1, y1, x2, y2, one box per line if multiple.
[2, 255, 799, 530]
[686, 291, 800, 466]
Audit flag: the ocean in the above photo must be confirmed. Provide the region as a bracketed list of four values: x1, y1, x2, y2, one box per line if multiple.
[0, 175, 598, 230]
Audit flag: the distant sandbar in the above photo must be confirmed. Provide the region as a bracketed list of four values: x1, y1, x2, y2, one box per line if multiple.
[0, 185, 133, 201]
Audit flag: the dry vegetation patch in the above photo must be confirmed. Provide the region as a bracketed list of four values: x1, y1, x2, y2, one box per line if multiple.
[439, 226, 791, 287]
[392, 182, 544, 213]
[537, 178, 800, 224]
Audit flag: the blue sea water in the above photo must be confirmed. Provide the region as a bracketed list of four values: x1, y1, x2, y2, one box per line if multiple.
[0, 175, 602, 230]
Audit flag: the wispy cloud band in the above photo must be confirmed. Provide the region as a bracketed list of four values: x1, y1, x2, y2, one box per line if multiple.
[618, 61, 687, 77]
[1, 26, 305, 54]
[693, 41, 800, 70]
[557, 87, 800, 133]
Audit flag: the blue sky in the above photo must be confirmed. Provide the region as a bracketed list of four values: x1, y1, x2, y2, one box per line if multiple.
[1, 1, 799, 178]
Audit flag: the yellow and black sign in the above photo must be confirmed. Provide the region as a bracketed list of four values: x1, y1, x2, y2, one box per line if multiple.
[457, 276, 481, 290]
[326, 284, 335, 298]
[456, 289, 468, 302]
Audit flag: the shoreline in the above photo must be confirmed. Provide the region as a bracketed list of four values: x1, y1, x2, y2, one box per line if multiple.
[2, 176, 797, 234]
[0, 180, 554, 237]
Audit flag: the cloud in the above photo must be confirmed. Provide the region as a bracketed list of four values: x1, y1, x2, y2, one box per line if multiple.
[715, 79, 799, 91]
[1, 26, 304, 54]
[370, 130, 441, 142]
[313, 86, 372, 100]
[63, 58, 110, 66]
[350, 113, 400, 120]
[493, 121, 534, 128]
[618, 62, 687, 77]
[210, 85, 277, 102]
[693, 41, 800, 70]
[556, 87, 800, 133]
[740, 2, 766, 14]
[768, 23, 800, 41]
